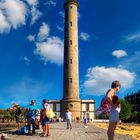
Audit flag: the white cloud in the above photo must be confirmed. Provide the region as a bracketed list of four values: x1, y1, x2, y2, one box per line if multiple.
[23, 56, 30, 62]
[83, 66, 136, 96]
[3, 0, 27, 28]
[0, 0, 27, 33]
[58, 11, 64, 18]
[78, 12, 81, 19]
[26, 0, 38, 6]
[26, 0, 42, 25]
[119, 51, 140, 72]
[32, 22, 64, 66]
[125, 31, 140, 42]
[45, 0, 56, 7]
[80, 32, 90, 41]
[56, 25, 63, 31]
[0, 10, 11, 33]
[30, 7, 42, 25]
[35, 37, 64, 65]
[112, 50, 128, 58]
[23, 56, 30, 65]
[27, 34, 35, 42]
[37, 22, 50, 41]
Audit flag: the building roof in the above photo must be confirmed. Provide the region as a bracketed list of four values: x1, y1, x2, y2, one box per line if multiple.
[81, 100, 96, 103]
[48, 99, 96, 103]
[48, 100, 60, 103]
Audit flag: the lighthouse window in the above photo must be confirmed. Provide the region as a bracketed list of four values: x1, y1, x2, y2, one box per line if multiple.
[70, 6, 72, 8]
[69, 104, 73, 108]
[69, 78, 72, 83]
[70, 59, 72, 64]
[70, 21, 72, 26]
[70, 40, 72, 45]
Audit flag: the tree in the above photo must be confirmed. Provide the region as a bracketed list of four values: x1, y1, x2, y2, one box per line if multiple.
[96, 113, 108, 119]
[120, 99, 132, 121]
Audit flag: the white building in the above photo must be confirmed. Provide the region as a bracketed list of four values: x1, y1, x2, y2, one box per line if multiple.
[48, 99, 96, 121]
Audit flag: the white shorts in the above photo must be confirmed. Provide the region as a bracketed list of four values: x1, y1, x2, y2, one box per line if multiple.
[109, 107, 120, 122]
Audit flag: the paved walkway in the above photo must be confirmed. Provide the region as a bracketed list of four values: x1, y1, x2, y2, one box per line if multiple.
[1, 122, 134, 140]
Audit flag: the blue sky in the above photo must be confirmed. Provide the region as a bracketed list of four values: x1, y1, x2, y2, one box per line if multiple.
[0, 0, 140, 109]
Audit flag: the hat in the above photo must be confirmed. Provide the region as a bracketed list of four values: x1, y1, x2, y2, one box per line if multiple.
[12, 103, 19, 107]
[1, 133, 10, 139]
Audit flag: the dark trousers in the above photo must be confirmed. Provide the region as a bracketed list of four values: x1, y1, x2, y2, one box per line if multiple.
[28, 118, 36, 133]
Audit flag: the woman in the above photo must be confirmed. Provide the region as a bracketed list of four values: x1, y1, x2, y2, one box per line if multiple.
[106, 81, 121, 140]
[40, 99, 50, 137]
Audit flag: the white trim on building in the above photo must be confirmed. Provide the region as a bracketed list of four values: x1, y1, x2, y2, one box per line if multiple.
[48, 99, 96, 121]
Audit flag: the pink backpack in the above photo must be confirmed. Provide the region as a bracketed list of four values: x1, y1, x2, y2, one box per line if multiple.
[96, 94, 113, 116]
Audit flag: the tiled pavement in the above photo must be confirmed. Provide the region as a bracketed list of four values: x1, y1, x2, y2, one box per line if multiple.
[1, 122, 134, 140]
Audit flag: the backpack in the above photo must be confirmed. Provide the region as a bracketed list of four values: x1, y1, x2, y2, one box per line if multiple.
[46, 108, 55, 119]
[96, 95, 112, 116]
[20, 126, 28, 134]
[16, 126, 28, 135]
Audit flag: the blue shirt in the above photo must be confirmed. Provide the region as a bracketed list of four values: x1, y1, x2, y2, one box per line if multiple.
[27, 104, 36, 118]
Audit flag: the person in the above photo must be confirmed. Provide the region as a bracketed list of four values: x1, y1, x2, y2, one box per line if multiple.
[58, 116, 62, 122]
[61, 117, 64, 122]
[40, 99, 50, 137]
[109, 95, 121, 123]
[65, 109, 72, 129]
[13, 103, 21, 131]
[35, 109, 40, 129]
[27, 100, 37, 135]
[83, 112, 87, 126]
[106, 81, 121, 140]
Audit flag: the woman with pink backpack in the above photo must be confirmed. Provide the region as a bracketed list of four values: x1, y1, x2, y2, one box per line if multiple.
[97, 81, 121, 140]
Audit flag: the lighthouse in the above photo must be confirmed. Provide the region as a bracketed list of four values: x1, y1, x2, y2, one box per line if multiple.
[61, 0, 81, 120]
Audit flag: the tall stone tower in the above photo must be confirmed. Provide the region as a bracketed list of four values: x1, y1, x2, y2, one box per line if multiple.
[61, 0, 81, 120]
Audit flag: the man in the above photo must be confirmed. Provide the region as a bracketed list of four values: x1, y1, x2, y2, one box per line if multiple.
[27, 100, 37, 135]
[65, 109, 72, 129]
[83, 112, 87, 127]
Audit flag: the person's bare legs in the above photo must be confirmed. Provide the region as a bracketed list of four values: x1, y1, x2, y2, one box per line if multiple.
[70, 124, 72, 129]
[47, 124, 50, 136]
[107, 122, 117, 140]
[17, 123, 20, 130]
[43, 124, 47, 136]
[43, 124, 50, 136]
[41, 124, 45, 135]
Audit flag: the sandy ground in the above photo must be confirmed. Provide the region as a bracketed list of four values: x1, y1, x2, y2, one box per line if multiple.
[89, 122, 140, 140]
